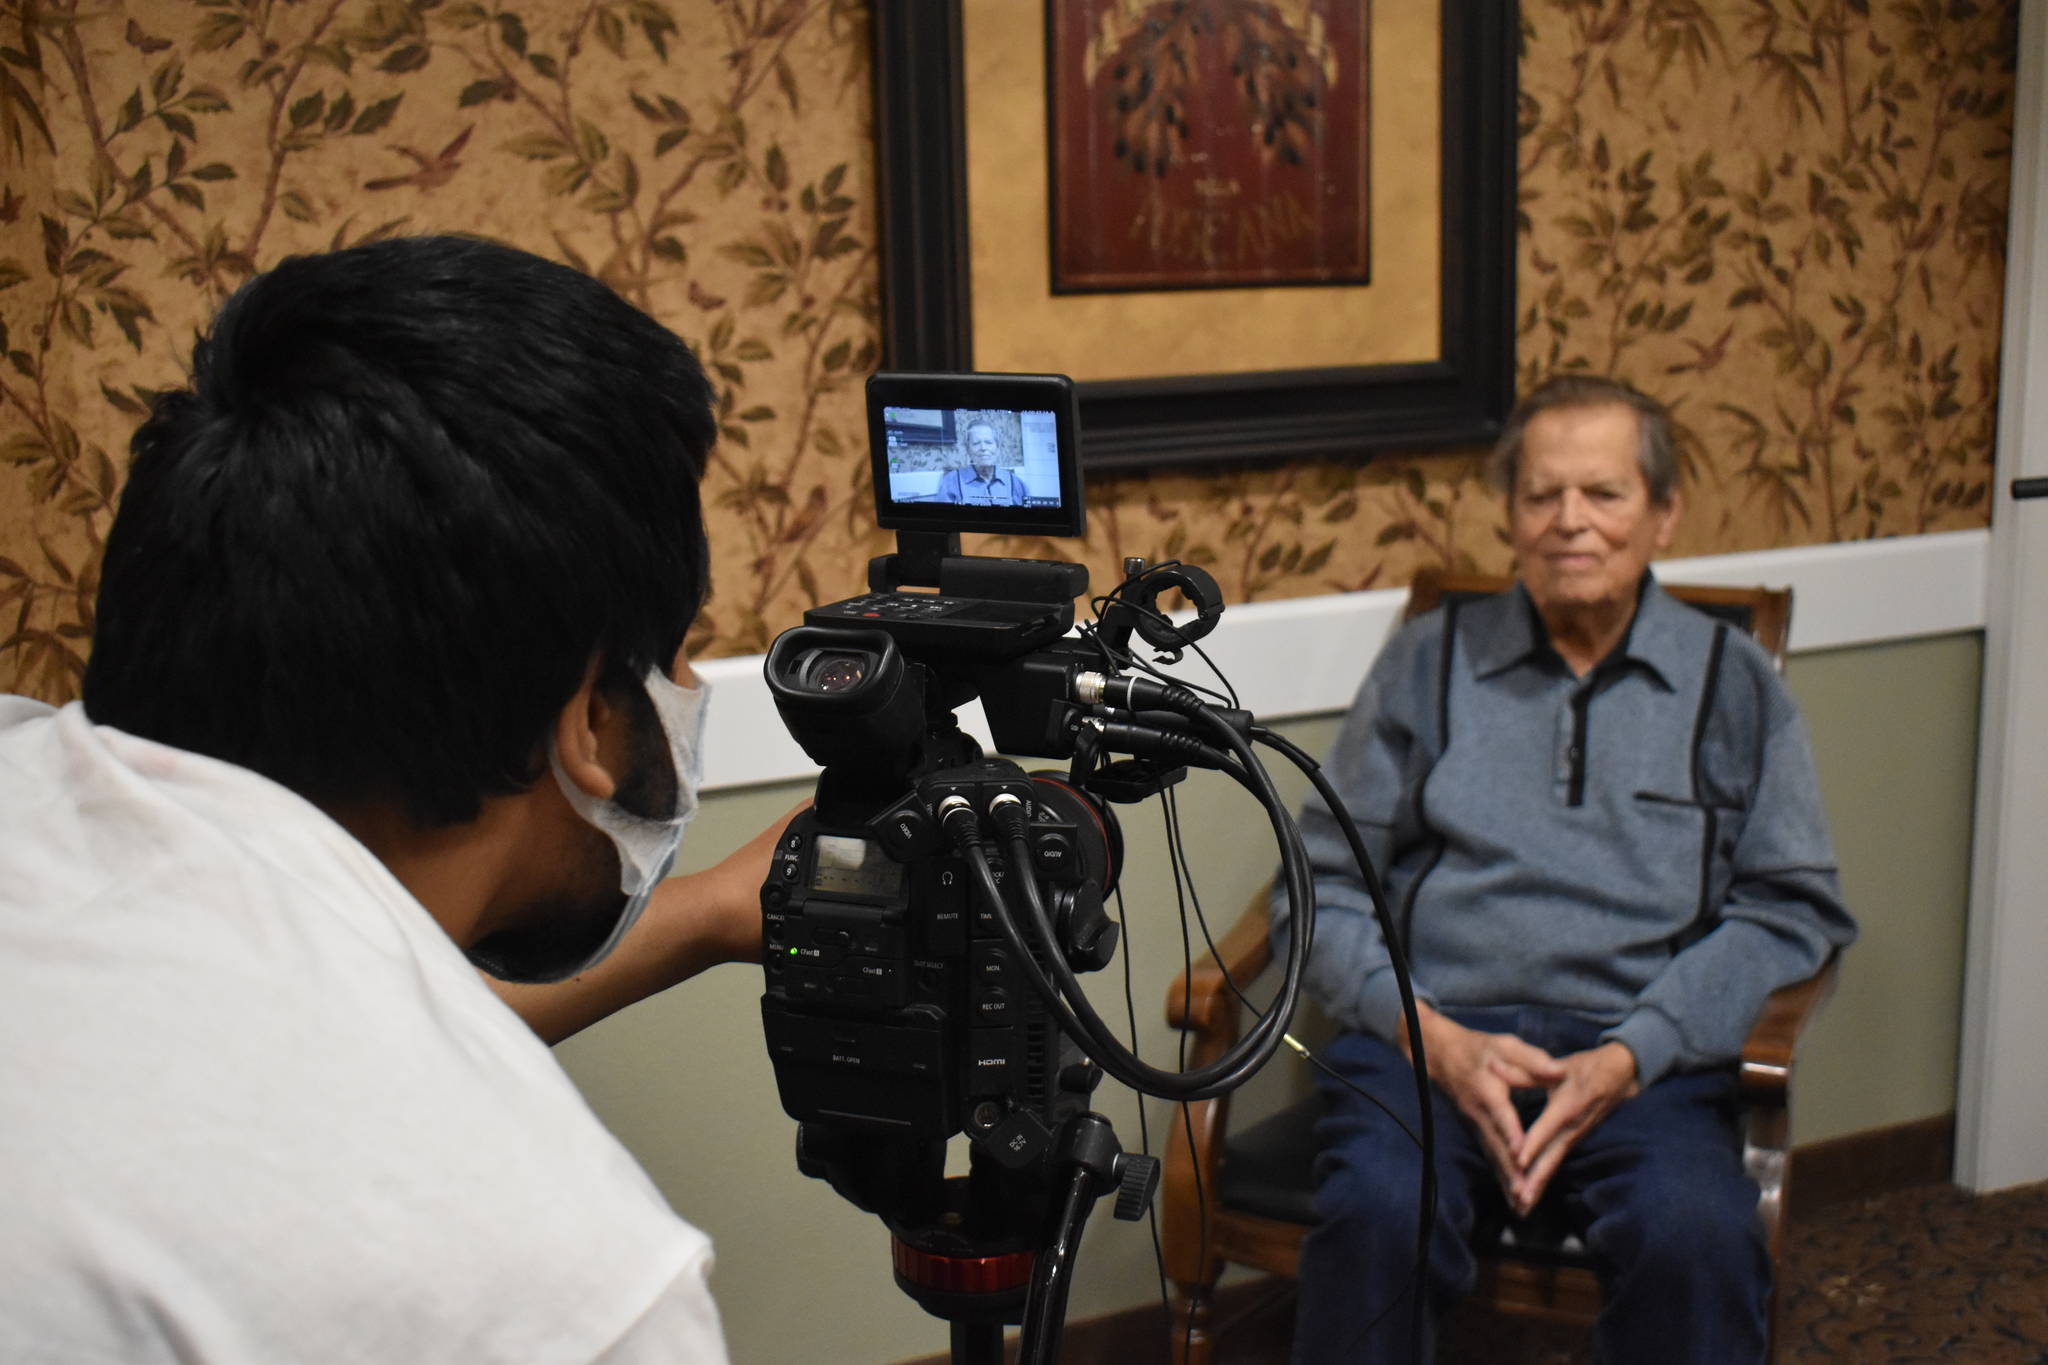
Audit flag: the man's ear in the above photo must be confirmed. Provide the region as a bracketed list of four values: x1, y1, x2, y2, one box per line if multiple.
[1653, 488, 1683, 552]
[552, 658, 621, 802]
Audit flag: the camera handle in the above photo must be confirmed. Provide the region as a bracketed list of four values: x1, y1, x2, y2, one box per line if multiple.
[1016, 1112, 1159, 1362]
[874, 530, 960, 589]
[869, 531, 1091, 604]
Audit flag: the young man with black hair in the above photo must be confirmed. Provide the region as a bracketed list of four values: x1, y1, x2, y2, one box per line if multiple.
[0, 235, 781, 1361]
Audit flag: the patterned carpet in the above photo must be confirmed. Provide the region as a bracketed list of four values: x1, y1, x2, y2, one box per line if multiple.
[1219, 1181, 2048, 1363]
[1779, 1181, 2048, 1364]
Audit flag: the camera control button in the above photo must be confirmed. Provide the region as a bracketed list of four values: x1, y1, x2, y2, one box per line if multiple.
[873, 797, 937, 859]
[1033, 832, 1074, 876]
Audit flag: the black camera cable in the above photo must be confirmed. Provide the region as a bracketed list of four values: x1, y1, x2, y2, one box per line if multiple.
[1138, 736, 1441, 1365]
[1071, 716, 1433, 1359]
[1252, 724, 1437, 1365]
[937, 700, 1315, 1102]
[1055, 678, 1316, 1098]
[1069, 677, 1441, 1361]
[998, 808, 1300, 1104]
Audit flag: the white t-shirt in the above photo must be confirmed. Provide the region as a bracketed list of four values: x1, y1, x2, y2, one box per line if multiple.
[0, 700, 728, 1364]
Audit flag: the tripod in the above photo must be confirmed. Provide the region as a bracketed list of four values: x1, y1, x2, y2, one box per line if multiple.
[803, 1111, 1158, 1365]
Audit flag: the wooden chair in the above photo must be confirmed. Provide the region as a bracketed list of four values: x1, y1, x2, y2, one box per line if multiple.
[1158, 568, 1835, 1363]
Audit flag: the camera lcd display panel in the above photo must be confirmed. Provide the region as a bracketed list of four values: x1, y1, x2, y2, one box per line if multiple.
[809, 834, 904, 899]
[867, 372, 1086, 538]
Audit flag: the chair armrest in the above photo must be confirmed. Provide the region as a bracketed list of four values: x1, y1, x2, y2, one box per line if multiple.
[1737, 952, 1837, 1258]
[1738, 952, 1840, 1101]
[1166, 896, 1276, 1038]
[1160, 890, 1279, 1287]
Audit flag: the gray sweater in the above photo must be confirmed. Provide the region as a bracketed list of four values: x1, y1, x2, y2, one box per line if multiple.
[1273, 578, 1857, 1085]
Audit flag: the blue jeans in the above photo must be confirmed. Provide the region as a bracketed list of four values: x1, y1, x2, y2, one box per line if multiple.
[1290, 1007, 1769, 1364]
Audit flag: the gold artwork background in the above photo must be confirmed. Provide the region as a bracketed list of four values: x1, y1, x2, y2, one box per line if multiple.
[968, 0, 1440, 380]
[0, 0, 2019, 705]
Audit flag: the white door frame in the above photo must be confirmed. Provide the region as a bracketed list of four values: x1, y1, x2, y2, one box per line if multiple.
[1957, 0, 2048, 1194]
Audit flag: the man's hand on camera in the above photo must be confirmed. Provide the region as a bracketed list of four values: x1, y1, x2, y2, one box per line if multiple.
[491, 801, 808, 1043]
[662, 801, 808, 967]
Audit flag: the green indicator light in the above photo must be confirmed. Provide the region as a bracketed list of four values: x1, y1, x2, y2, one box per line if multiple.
[789, 947, 799, 956]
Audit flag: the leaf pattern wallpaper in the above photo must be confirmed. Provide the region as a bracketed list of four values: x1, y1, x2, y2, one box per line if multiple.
[0, 0, 2020, 703]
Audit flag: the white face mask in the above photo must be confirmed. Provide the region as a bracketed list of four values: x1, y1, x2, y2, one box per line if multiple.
[493, 666, 708, 983]
[559, 666, 709, 893]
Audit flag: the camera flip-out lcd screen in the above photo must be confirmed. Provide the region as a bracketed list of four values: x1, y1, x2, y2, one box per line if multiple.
[866, 372, 1085, 539]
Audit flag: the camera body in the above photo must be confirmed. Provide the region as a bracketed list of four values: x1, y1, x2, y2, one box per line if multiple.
[760, 756, 1115, 1164]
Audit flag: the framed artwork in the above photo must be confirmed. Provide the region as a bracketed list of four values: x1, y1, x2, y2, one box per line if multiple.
[870, 1, 1516, 471]
[1045, 5, 1372, 293]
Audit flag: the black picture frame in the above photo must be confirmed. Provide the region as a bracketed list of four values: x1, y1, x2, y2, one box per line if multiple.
[869, 1, 1518, 473]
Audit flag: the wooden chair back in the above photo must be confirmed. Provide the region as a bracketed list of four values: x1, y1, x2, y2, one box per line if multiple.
[1405, 565, 1793, 665]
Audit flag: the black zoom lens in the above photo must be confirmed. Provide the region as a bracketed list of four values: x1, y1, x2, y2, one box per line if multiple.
[800, 650, 870, 693]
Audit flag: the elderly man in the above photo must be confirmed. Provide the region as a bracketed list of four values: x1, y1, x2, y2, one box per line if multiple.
[935, 419, 1030, 505]
[1275, 375, 1855, 1363]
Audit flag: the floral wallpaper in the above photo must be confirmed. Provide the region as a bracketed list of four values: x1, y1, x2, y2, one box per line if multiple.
[1060, 0, 2019, 599]
[0, 0, 2020, 704]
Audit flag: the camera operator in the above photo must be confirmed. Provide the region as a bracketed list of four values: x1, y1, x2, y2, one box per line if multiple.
[0, 235, 786, 1362]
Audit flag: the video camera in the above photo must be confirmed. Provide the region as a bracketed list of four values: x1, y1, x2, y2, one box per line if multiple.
[759, 372, 1317, 1364]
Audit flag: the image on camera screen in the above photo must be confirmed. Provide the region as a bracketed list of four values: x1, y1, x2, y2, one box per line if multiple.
[879, 406, 1064, 511]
